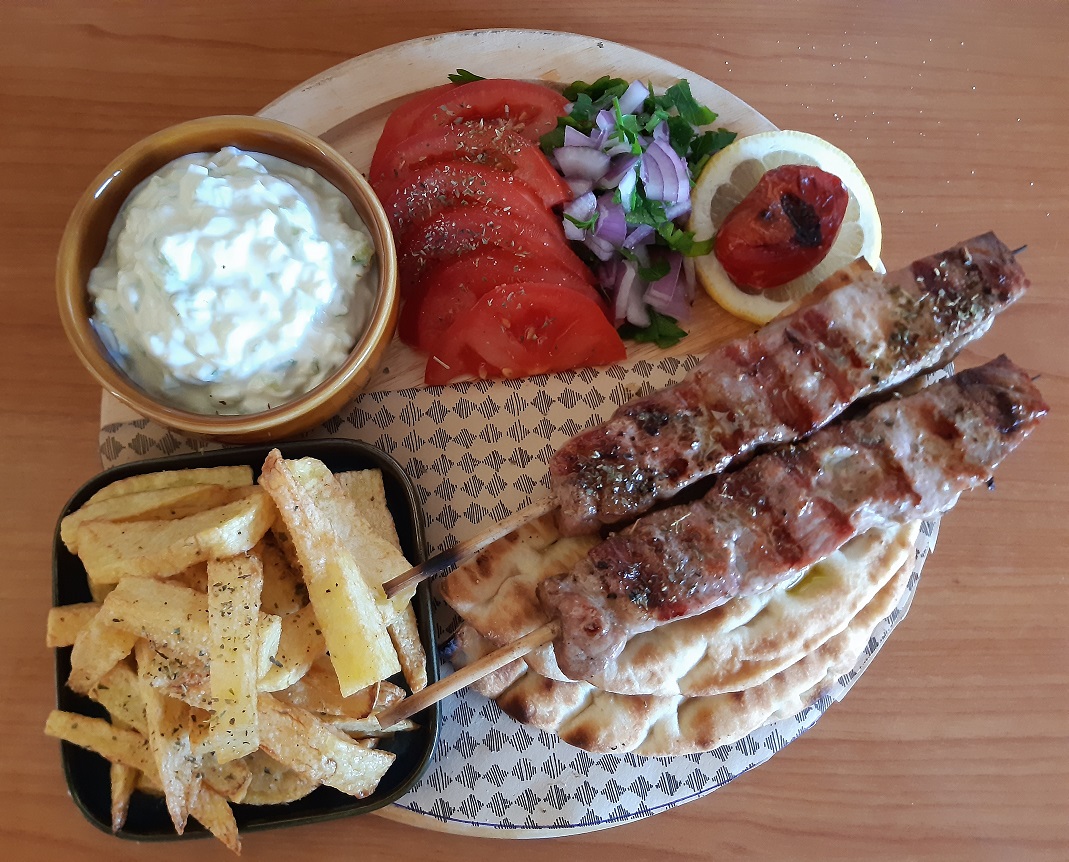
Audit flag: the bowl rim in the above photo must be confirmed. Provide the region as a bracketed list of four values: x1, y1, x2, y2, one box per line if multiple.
[55, 114, 398, 438]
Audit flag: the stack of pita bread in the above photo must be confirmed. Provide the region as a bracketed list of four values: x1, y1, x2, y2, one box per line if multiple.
[440, 514, 919, 756]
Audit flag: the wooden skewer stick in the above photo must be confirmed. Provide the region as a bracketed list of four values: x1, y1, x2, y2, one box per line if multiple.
[376, 620, 561, 727]
[383, 496, 558, 599]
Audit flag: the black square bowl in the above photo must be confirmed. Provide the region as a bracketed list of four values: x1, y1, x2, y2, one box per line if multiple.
[52, 439, 439, 841]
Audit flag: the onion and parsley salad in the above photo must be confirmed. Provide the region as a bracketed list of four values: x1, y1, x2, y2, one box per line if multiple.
[541, 76, 736, 347]
[449, 70, 737, 349]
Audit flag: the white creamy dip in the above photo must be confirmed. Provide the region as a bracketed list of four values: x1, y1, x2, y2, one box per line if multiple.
[88, 146, 376, 414]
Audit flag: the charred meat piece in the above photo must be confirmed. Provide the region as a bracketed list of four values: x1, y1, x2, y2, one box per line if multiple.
[539, 356, 1047, 682]
[550, 233, 1029, 535]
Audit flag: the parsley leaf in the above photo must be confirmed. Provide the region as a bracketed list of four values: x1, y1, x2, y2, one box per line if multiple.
[619, 309, 688, 348]
[658, 222, 714, 256]
[662, 80, 717, 126]
[689, 128, 737, 176]
[448, 69, 484, 84]
[619, 248, 671, 283]
[564, 212, 599, 232]
[563, 76, 628, 103]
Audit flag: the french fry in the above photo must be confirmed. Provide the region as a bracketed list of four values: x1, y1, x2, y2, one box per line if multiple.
[242, 750, 319, 806]
[259, 451, 399, 695]
[84, 465, 254, 506]
[171, 561, 209, 593]
[77, 491, 276, 585]
[325, 715, 418, 736]
[101, 576, 280, 670]
[257, 604, 324, 692]
[335, 467, 429, 692]
[258, 536, 307, 617]
[46, 602, 100, 648]
[388, 604, 428, 692]
[287, 457, 415, 614]
[198, 751, 253, 804]
[110, 761, 138, 833]
[92, 663, 148, 735]
[257, 693, 395, 798]
[273, 657, 380, 718]
[67, 612, 139, 695]
[207, 554, 263, 763]
[138, 646, 212, 709]
[44, 710, 156, 775]
[335, 469, 402, 550]
[61, 484, 236, 554]
[189, 783, 241, 855]
[135, 640, 200, 833]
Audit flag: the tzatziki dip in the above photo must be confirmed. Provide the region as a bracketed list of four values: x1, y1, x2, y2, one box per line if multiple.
[88, 146, 376, 414]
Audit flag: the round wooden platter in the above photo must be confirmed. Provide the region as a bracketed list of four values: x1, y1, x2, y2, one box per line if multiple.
[259, 28, 777, 393]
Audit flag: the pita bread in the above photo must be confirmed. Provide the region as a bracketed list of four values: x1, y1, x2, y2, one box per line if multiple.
[450, 553, 913, 756]
[441, 514, 919, 696]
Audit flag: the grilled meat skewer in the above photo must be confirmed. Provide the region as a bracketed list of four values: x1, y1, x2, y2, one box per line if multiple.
[550, 232, 1029, 536]
[539, 356, 1047, 683]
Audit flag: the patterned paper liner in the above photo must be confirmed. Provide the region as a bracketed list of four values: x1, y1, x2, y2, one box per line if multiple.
[98, 356, 938, 837]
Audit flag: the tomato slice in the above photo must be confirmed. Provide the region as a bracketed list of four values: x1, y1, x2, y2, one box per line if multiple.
[378, 161, 563, 245]
[424, 283, 626, 386]
[399, 250, 607, 351]
[370, 121, 572, 208]
[409, 79, 568, 145]
[369, 83, 457, 183]
[714, 164, 849, 291]
[397, 204, 592, 294]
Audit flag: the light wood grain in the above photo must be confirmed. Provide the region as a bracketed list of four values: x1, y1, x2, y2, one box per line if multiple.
[2, 2, 1067, 860]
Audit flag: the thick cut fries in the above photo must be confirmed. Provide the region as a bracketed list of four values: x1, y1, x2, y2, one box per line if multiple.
[135, 640, 200, 833]
[84, 465, 254, 506]
[48, 451, 428, 853]
[60, 484, 235, 554]
[78, 491, 275, 585]
[207, 554, 264, 763]
[257, 694, 395, 797]
[259, 452, 399, 695]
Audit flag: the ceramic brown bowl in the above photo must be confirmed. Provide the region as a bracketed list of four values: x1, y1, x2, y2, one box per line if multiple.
[56, 115, 398, 443]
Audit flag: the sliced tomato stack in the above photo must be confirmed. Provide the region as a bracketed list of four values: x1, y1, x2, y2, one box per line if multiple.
[370, 79, 626, 385]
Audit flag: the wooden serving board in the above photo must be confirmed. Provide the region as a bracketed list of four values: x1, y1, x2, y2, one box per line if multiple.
[259, 28, 777, 392]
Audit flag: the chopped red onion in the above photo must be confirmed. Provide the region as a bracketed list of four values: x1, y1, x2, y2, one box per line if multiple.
[664, 200, 692, 221]
[596, 154, 640, 190]
[644, 253, 689, 321]
[563, 191, 597, 239]
[626, 282, 651, 327]
[555, 146, 611, 181]
[565, 177, 594, 197]
[640, 139, 690, 204]
[594, 197, 627, 247]
[563, 125, 602, 148]
[613, 260, 640, 324]
[623, 224, 655, 249]
[584, 232, 615, 261]
[617, 167, 638, 209]
[617, 79, 649, 116]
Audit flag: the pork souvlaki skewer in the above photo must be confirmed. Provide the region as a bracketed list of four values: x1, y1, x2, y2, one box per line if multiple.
[538, 355, 1047, 683]
[550, 232, 1029, 536]
[379, 355, 1046, 726]
[382, 233, 1027, 600]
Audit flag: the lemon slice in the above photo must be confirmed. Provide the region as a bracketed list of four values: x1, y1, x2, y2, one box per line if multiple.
[689, 130, 882, 325]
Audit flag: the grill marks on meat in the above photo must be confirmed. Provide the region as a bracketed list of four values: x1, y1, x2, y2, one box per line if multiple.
[550, 233, 1029, 535]
[539, 356, 1047, 682]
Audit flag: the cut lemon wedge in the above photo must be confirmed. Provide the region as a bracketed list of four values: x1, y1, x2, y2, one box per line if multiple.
[689, 130, 882, 325]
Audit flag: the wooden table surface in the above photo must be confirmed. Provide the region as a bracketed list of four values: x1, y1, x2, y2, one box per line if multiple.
[2, 2, 1066, 859]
